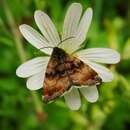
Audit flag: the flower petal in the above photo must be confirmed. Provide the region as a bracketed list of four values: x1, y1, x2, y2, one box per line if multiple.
[87, 61, 114, 82]
[19, 24, 52, 55]
[64, 87, 81, 110]
[62, 3, 82, 39]
[60, 7, 93, 53]
[79, 85, 99, 102]
[16, 57, 49, 78]
[77, 57, 114, 82]
[34, 10, 60, 46]
[26, 72, 44, 90]
[59, 37, 78, 54]
[77, 48, 120, 64]
[76, 8, 93, 45]
[60, 3, 82, 53]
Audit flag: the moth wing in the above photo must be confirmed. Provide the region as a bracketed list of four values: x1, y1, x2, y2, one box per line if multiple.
[67, 57, 102, 86]
[43, 58, 71, 103]
[42, 47, 102, 103]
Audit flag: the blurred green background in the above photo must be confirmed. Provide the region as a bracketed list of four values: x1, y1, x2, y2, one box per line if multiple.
[0, 0, 130, 130]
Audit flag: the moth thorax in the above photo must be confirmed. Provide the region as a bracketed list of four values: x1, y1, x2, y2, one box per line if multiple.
[52, 47, 67, 60]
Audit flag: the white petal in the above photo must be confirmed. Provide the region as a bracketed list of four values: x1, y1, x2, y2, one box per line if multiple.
[34, 10, 60, 46]
[60, 7, 93, 53]
[81, 60, 114, 82]
[60, 3, 82, 53]
[59, 37, 78, 54]
[77, 48, 120, 64]
[26, 72, 44, 90]
[64, 87, 81, 110]
[80, 85, 99, 102]
[19, 24, 52, 55]
[62, 3, 82, 39]
[16, 57, 49, 78]
[76, 8, 93, 45]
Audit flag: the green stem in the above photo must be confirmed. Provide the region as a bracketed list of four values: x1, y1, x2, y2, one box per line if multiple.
[3, 0, 26, 62]
[3, 0, 44, 117]
[94, 0, 103, 25]
[32, 91, 43, 113]
[70, 111, 88, 126]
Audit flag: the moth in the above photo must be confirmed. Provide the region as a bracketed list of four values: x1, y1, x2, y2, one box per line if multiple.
[42, 39, 102, 103]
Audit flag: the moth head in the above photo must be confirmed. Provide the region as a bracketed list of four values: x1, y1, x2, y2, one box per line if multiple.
[39, 36, 75, 51]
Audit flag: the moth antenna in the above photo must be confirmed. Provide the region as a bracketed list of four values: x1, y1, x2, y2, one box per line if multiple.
[39, 46, 54, 51]
[57, 36, 75, 47]
[39, 36, 75, 51]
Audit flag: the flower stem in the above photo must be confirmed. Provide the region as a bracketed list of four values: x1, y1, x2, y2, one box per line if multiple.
[94, 0, 103, 25]
[3, 0, 26, 62]
[3, 0, 45, 120]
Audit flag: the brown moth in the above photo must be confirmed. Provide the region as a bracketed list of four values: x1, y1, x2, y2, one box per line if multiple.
[43, 47, 102, 103]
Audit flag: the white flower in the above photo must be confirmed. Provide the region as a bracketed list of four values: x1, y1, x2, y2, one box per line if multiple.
[16, 3, 120, 110]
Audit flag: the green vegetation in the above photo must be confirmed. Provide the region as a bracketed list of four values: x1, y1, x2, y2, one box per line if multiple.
[0, 0, 130, 130]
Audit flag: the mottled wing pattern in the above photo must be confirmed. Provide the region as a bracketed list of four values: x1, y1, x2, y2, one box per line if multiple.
[43, 56, 72, 103]
[66, 56, 102, 86]
[43, 47, 102, 103]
